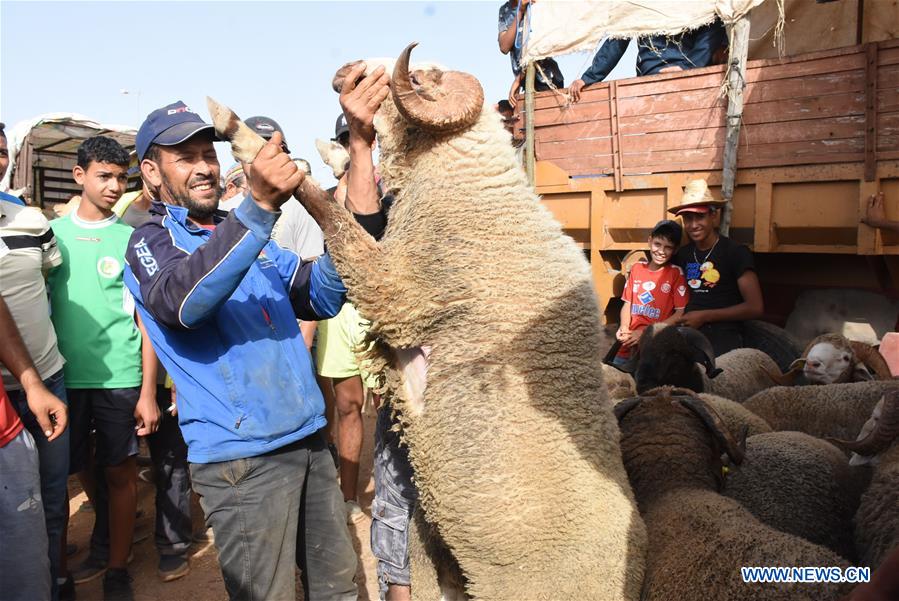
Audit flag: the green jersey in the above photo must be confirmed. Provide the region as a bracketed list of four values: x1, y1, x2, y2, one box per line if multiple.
[49, 211, 142, 388]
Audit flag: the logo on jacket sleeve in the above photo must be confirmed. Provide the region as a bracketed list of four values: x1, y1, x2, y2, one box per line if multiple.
[133, 238, 158, 276]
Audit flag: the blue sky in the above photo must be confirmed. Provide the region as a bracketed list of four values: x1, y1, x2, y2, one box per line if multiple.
[1, 1, 635, 187]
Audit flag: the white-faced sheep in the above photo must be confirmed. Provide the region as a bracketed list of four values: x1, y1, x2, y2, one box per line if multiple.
[830, 389, 899, 569]
[314, 138, 350, 179]
[771, 333, 893, 385]
[743, 381, 899, 442]
[207, 44, 647, 600]
[721, 431, 857, 560]
[615, 387, 852, 601]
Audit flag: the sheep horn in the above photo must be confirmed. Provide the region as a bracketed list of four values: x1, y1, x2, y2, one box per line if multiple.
[765, 361, 803, 386]
[849, 341, 893, 380]
[676, 395, 745, 465]
[391, 42, 484, 133]
[613, 397, 642, 422]
[828, 389, 899, 456]
[675, 327, 723, 379]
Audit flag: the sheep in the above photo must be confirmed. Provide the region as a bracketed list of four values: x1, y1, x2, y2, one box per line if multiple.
[743, 381, 899, 443]
[208, 43, 647, 600]
[602, 363, 636, 401]
[615, 387, 852, 601]
[623, 324, 780, 402]
[314, 138, 350, 179]
[721, 431, 857, 560]
[703, 347, 783, 402]
[830, 389, 899, 569]
[697, 393, 772, 438]
[771, 333, 893, 386]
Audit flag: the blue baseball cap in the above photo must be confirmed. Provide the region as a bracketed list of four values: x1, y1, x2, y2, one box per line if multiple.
[136, 101, 216, 161]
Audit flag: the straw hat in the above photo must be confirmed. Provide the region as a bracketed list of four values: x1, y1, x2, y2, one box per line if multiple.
[667, 179, 728, 215]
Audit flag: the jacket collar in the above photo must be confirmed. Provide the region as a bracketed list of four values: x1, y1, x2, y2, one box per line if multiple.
[151, 201, 228, 233]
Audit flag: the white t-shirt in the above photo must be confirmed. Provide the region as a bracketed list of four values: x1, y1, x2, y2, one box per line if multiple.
[0, 200, 65, 389]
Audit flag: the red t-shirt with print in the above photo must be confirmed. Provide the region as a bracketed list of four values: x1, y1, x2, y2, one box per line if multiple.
[623, 262, 689, 331]
[0, 380, 24, 448]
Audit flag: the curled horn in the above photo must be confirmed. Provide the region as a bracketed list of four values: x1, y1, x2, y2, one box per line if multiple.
[849, 341, 893, 380]
[829, 389, 899, 456]
[765, 360, 804, 386]
[613, 397, 642, 422]
[391, 42, 484, 133]
[677, 395, 745, 465]
[676, 327, 723, 379]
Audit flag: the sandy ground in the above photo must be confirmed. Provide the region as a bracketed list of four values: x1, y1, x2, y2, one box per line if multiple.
[68, 409, 381, 601]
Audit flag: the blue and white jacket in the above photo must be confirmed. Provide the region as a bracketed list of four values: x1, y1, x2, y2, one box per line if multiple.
[124, 196, 346, 463]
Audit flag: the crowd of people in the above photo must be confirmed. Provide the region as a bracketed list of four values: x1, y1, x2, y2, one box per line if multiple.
[2, 4, 898, 601]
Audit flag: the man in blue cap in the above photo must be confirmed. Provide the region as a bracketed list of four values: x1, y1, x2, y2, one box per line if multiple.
[124, 101, 357, 600]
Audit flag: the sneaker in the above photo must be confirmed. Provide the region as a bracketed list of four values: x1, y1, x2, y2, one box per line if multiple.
[345, 500, 365, 524]
[102, 568, 133, 601]
[158, 554, 191, 582]
[72, 554, 107, 584]
[58, 573, 76, 601]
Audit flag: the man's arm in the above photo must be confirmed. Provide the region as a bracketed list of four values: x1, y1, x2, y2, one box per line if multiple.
[580, 38, 631, 86]
[861, 192, 899, 233]
[498, 0, 530, 54]
[341, 65, 388, 216]
[134, 314, 160, 436]
[679, 270, 764, 328]
[127, 136, 301, 330]
[0, 295, 67, 440]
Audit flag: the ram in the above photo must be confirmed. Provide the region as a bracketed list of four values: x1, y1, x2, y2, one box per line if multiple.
[771, 333, 892, 385]
[208, 44, 648, 600]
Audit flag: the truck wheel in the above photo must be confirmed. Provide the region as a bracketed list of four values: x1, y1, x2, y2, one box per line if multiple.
[742, 320, 802, 372]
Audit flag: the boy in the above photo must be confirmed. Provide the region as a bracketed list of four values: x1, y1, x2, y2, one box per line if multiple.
[669, 179, 763, 356]
[49, 136, 159, 600]
[614, 219, 688, 363]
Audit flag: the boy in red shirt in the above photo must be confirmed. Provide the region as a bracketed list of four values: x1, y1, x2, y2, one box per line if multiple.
[614, 220, 688, 364]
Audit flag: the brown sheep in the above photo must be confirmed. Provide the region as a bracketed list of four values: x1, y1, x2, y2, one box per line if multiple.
[616, 387, 852, 601]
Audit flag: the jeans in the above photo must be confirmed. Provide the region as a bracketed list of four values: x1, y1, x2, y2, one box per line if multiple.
[0, 429, 51, 601]
[147, 386, 192, 557]
[7, 369, 69, 600]
[190, 431, 357, 601]
[371, 404, 417, 598]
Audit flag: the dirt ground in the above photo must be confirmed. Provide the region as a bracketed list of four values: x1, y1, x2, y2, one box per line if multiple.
[68, 408, 381, 601]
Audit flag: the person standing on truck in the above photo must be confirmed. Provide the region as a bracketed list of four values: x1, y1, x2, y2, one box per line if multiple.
[568, 19, 727, 103]
[498, 0, 565, 107]
[670, 179, 764, 356]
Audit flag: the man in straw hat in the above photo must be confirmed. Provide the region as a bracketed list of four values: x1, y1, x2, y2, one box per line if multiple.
[669, 179, 764, 356]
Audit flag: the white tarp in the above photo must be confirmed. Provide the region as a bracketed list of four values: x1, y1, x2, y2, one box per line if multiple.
[521, 0, 769, 63]
[0, 113, 136, 193]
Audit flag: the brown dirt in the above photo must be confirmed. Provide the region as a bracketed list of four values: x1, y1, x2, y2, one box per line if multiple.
[68, 409, 381, 601]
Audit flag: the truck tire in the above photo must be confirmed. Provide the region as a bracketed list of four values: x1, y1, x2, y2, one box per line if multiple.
[742, 320, 802, 372]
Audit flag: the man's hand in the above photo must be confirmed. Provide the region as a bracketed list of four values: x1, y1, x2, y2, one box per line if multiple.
[508, 74, 523, 108]
[168, 384, 178, 418]
[621, 328, 644, 348]
[658, 65, 684, 73]
[25, 383, 67, 442]
[134, 390, 161, 437]
[340, 63, 390, 148]
[249, 131, 303, 212]
[677, 311, 707, 329]
[862, 192, 887, 228]
[569, 79, 586, 103]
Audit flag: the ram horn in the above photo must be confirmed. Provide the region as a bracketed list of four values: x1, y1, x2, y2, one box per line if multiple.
[849, 341, 893, 380]
[613, 397, 642, 422]
[676, 327, 723, 379]
[829, 389, 899, 456]
[392, 42, 484, 133]
[677, 395, 745, 465]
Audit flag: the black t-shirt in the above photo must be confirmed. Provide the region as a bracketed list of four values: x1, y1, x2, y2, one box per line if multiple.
[674, 235, 754, 312]
[326, 186, 393, 241]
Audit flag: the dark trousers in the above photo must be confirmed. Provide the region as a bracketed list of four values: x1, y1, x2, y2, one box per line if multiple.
[91, 387, 192, 559]
[190, 431, 357, 601]
[699, 322, 744, 357]
[147, 386, 192, 557]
